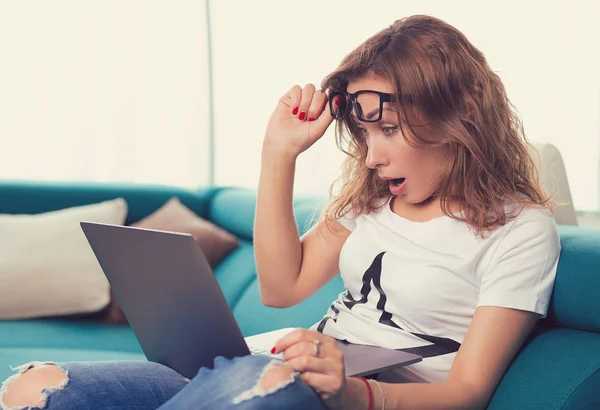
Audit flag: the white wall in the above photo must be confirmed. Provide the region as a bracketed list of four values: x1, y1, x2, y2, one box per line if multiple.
[0, 1, 598, 210]
[211, 0, 600, 210]
[0, 0, 210, 187]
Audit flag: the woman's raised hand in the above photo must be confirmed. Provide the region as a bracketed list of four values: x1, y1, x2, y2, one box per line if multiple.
[263, 84, 336, 159]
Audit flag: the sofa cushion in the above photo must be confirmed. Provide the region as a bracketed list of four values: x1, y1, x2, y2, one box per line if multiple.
[0, 320, 142, 353]
[0, 348, 145, 382]
[545, 226, 600, 333]
[0, 319, 144, 380]
[0, 198, 127, 320]
[530, 143, 578, 226]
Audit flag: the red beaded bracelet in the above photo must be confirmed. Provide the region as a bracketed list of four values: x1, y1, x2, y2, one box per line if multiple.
[356, 377, 374, 410]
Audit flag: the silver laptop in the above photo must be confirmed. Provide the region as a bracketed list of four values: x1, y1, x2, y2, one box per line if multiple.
[80, 221, 421, 378]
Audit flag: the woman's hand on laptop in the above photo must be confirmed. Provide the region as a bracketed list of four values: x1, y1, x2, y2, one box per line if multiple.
[272, 329, 347, 407]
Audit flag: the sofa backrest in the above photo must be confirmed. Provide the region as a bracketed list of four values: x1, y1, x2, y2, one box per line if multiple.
[0, 180, 218, 226]
[209, 188, 341, 336]
[4, 181, 598, 334]
[3, 181, 599, 331]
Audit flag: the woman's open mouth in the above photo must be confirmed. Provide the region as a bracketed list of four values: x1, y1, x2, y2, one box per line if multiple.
[389, 178, 407, 195]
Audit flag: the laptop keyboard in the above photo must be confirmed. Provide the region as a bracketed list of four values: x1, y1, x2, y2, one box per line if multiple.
[249, 346, 270, 354]
[245, 327, 297, 362]
[249, 346, 284, 361]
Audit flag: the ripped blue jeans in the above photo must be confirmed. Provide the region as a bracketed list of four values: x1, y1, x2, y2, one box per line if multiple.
[0, 355, 327, 410]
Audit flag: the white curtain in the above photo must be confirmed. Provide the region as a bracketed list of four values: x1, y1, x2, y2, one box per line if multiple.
[0, 1, 598, 210]
[0, 0, 210, 187]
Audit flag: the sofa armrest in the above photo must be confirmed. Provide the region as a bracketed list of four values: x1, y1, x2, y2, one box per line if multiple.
[488, 327, 600, 409]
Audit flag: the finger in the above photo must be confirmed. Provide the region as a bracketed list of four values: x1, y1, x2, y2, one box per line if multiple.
[287, 85, 302, 116]
[279, 91, 292, 108]
[281, 340, 310, 362]
[306, 89, 327, 122]
[285, 355, 338, 375]
[297, 83, 316, 121]
[282, 339, 342, 363]
[282, 340, 320, 362]
[273, 329, 332, 354]
[308, 93, 337, 138]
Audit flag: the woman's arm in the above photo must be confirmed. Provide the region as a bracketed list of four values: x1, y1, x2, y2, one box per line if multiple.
[343, 306, 539, 410]
[254, 84, 349, 308]
[254, 149, 350, 308]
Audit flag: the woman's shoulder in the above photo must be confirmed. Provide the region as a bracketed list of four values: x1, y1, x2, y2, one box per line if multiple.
[504, 204, 556, 228]
[496, 204, 560, 248]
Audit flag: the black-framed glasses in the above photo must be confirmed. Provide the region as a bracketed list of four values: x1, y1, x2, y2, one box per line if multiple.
[329, 90, 395, 123]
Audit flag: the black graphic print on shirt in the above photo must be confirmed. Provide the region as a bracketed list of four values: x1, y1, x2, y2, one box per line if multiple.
[317, 251, 461, 357]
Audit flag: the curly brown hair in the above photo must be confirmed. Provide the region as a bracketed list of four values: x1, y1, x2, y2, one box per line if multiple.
[321, 15, 550, 236]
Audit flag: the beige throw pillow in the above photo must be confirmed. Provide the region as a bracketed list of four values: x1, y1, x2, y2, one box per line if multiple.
[132, 197, 239, 267]
[0, 198, 127, 319]
[99, 197, 240, 325]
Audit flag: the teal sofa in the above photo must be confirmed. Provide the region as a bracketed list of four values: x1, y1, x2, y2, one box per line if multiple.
[0, 180, 599, 409]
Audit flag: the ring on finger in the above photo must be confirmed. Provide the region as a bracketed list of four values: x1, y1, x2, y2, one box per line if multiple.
[313, 340, 321, 357]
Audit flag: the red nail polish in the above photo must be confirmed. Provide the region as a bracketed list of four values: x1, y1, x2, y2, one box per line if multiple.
[308, 117, 315, 122]
[299, 112, 306, 121]
[334, 96, 341, 106]
[292, 107, 299, 115]
[270, 346, 276, 354]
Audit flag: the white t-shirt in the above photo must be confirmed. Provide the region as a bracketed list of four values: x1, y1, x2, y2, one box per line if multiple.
[311, 198, 560, 383]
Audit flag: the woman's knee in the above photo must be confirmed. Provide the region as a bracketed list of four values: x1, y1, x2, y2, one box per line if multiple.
[1, 364, 67, 409]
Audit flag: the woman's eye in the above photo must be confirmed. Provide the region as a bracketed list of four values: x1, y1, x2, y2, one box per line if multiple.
[382, 126, 398, 136]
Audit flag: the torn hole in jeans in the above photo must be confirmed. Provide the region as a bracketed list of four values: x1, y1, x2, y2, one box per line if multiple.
[232, 361, 298, 405]
[0, 362, 69, 410]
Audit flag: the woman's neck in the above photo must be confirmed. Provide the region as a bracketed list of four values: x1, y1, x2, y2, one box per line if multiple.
[390, 195, 459, 222]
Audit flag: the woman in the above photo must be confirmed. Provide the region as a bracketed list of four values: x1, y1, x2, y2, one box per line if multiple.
[0, 14, 559, 410]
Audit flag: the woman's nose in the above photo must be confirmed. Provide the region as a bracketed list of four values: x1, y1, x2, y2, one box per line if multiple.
[365, 140, 389, 169]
